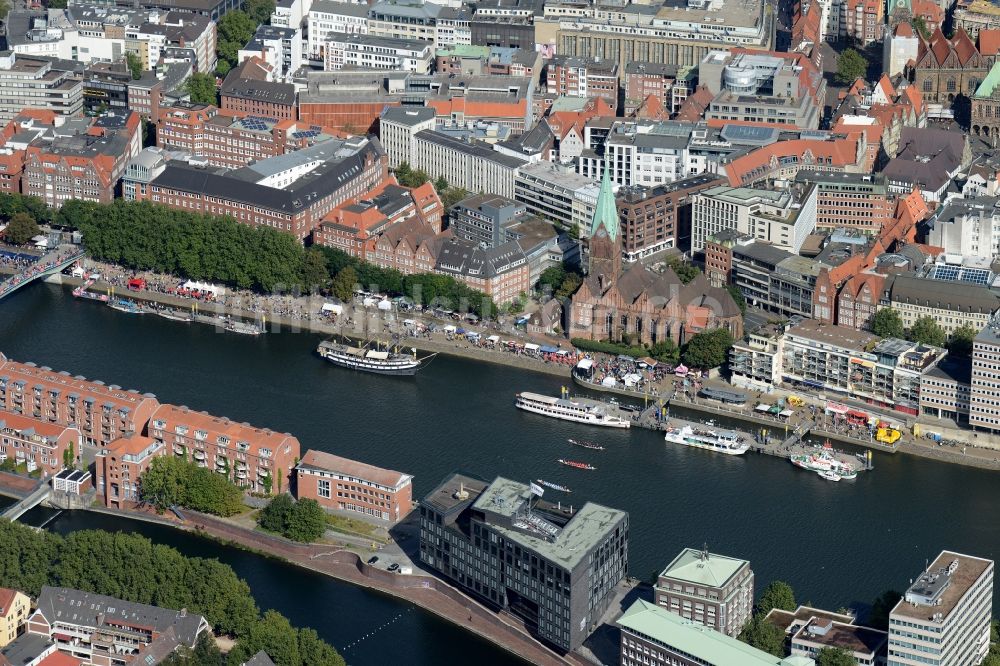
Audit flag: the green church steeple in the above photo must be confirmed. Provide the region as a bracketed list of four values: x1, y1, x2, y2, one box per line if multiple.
[590, 164, 619, 242]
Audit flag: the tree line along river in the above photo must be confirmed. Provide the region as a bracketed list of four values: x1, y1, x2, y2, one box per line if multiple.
[2, 284, 999, 664]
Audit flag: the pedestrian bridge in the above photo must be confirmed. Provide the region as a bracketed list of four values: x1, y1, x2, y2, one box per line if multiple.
[0, 245, 85, 301]
[2, 483, 51, 521]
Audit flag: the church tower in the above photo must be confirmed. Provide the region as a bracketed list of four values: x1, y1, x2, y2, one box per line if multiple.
[588, 165, 622, 290]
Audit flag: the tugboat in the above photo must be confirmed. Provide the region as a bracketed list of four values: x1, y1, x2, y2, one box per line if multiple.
[568, 438, 605, 451]
[536, 479, 572, 493]
[557, 459, 596, 470]
[317, 337, 436, 375]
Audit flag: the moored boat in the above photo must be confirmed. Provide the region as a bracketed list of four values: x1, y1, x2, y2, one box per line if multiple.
[557, 459, 596, 470]
[568, 438, 605, 451]
[536, 479, 571, 493]
[664, 426, 749, 455]
[515, 392, 631, 428]
[107, 298, 145, 314]
[817, 470, 841, 482]
[158, 309, 193, 322]
[317, 338, 436, 376]
[227, 320, 264, 335]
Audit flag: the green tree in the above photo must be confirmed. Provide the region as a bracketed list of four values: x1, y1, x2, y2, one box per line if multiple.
[871, 308, 904, 339]
[836, 48, 868, 84]
[666, 257, 701, 284]
[681, 328, 734, 369]
[215, 59, 232, 78]
[4, 212, 40, 245]
[868, 589, 901, 631]
[245, 0, 276, 23]
[125, 52, 144, 80]
[649, 339, 680, 364]
[184, 73, 217, 105]
[556, 273, 583, 300]
[62, 441, 75, 469]
[218, 10, 257, 45]
[948, 323, 978, 357]
[441, 187, 468, 210]
[433, 175, 449, 193]
[737, 614, 785, 657]
[908, 315, 947, 347]
[537, 265, 566, 293]
[816, 646, 857, 666]
[257, 493, 295, 534]
[139, 457, 244, 517]
[301, 248, 329, 294]
[284, 498, 326, 542]
[46, 0, 66, 6]
[331, 265, 357, 302]
[912, 16, 931, 39]
[298, 627, 345, 665]
[228, 610, 302, 666]
[726, 285, 747, 315]
[758, 580, 796, 613]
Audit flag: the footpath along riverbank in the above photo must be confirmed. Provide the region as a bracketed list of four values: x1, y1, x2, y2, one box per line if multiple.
[15, 269, 1000, 472]
[0, 477, 592, 666]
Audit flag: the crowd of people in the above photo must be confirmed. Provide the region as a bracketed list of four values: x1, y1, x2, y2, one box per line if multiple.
[0, 246, 79, 297]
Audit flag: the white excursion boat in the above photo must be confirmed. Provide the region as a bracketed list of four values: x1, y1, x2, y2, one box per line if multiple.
[817, 470, 841, 482]
[514, 392, 631, 428]
[663, 426, 750, 455]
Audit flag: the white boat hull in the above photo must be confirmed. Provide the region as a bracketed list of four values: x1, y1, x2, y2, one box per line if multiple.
[515, 396, 630, 428]
[664, 430, 749, 455]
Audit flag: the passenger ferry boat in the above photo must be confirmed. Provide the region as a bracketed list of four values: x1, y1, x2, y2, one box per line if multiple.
[227, 320, 264, 336]
[663, 426, 750, 455]
[317, 338, 436, 376]
[514, 392, 631, 428]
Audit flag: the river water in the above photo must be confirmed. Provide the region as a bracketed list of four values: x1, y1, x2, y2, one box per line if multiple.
[3, 283, 1000, 662]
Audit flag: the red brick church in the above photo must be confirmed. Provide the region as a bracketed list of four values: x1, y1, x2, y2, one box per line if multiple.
[569, 168, 743, 346]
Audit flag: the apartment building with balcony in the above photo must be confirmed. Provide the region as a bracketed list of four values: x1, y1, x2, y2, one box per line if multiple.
[94, 434, 165, 508]
[28, 586, 210, 665]
[730, 325, 785, 392]
[920, 356, 972, 424]
[654, 548, 754, 638]
[545, 55, 618, 100]
[691, 184, 817, 255]
[0, 411, 80, 478]
[0, 355, 159, 448]
[295, 450, 413, 522]
[146, 404, 300, 496]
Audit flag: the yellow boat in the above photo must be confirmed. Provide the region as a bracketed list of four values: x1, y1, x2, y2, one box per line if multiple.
[787, 395, 804, 407]
[876, 428, 901, 444]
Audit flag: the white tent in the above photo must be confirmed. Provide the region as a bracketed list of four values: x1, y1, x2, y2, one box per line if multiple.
[182, 280, 224, 296]
[321, 303, 343, 315]
[576, 358, 594, 370]
[623, 373, 642, 387]
[377, 300, 392, 311]
[524, 343, 540, 352]
[443, 324, 457, 333]
[601, 376, 617, 387]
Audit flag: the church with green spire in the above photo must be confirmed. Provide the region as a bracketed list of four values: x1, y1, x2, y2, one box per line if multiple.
[588, 165, 622, 290]
[569, 165, 744, 347]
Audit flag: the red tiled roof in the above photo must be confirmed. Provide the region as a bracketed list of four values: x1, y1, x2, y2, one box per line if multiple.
[37, 652, 82, 666]
[724, 135, 862, 186]
[674, 85, 713, 122]
[980, 29, 1000, 56]
[106, 435, 157, 456]
[895, 22, 914, 37]
[0, 588, 20, 616]
[298, 450, 410, 488]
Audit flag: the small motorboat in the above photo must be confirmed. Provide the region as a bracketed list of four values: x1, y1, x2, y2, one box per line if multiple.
[536, 479, 571, 493]
[558, 459, 596, 471]
[568, 438, 605, 451]
[817, 470, 841, 482]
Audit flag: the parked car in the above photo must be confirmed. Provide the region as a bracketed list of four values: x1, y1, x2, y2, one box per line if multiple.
[387, 563, 400, 572]
[367, 556, 379, 565]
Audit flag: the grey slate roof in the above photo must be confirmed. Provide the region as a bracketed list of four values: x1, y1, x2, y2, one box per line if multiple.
[434, 237, 526, 278]
[0, 633, 54, 666]
[415, 130, 527, 169]
[888, 274, 1000, 314]
[34, 586, 206, 648]
[381, 106, 436, 127]
[151, 139, 384, 214]
[243, 650, 278, 666]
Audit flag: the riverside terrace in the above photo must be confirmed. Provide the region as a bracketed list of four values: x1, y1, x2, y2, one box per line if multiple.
[419, 474, 628, 651]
